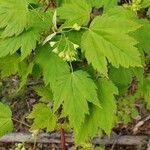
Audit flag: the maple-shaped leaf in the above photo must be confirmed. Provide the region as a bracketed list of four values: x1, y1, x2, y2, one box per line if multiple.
[109, 66, 144, 94]
[0, 29, 39, 59]
[81, 14, 142, 76]
[0, 0, 29, 37]
[0, 11, 52, 59]
[57, 0, 91, 27]
[53, 70, 100, 130]
[133, 20, 150, 54]
[76, 78, 118, 143]
[0, 103, 13, 137]
[109, 67, 133, 94]
[35, 44, 70, 87]
[28, 103, 57, 131]
[33, 85, 53, 102]
[0, 54, 20, 77]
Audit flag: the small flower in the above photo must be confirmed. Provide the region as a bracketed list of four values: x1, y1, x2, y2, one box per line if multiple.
[72, 23, 81, 31]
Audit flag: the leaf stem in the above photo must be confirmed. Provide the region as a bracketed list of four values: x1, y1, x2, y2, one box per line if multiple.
[12, 118, 31, 128]
[69, 61, 74, 73]
[60, 128, 66, 150]
[81, 26, 89, 30]
[44, 0, 56, 12]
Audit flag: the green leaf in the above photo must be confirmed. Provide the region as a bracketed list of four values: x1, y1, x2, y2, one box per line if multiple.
[76, 78, 118, 143]
[131, 67, 144, 82]
[134, 20, 150, 54]
[0, 54, 20, 77]
[31, 64, 42, 80]
[109, 67, 144, 94]
[33, 85, 53, 102]
[140, 0, 150, 8]
[0, 102, 13, 137]
[28, 11, 53, 33]
[148, 8, 150, 15]
[0, 29, 39, 59]
[35, 44, 70, 87]
[88, 0, 117, 11]
[28, 0, 38, 4]
[141, 77, 150, 110]
[57, 0, 91, 27]
[0, 11, 52, 59]
[96, 79, 118, 132]
[101, 0, 117, 10]
[109, 67, 133, 93]
[28, 103, 57, 131]
[81, 14, 141, 76]
[53, 70, 100, 130]
[18, 62, 34, 91]
[65, 30, 84, 47]
[56, 0, 71, 6]
[105, 6, 138, 19]
[0, 0, 29, 37]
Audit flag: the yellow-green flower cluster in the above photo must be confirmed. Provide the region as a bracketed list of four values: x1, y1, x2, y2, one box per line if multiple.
[123, 0, 142, 11]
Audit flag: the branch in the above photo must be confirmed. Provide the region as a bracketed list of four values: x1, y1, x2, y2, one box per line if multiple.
[133, 115, 150, 134]
[0, 132, 149, 146]
[44, 0, 56, 12]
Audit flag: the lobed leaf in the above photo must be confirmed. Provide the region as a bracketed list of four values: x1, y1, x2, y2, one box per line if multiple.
[81, 14, 142, 76]
[0, 0, 29, 37]
[76, 78, 118, 143]
[53, 70, 100, 130]
[0, 103, 13, 137]
[28, 103, 57, 131]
